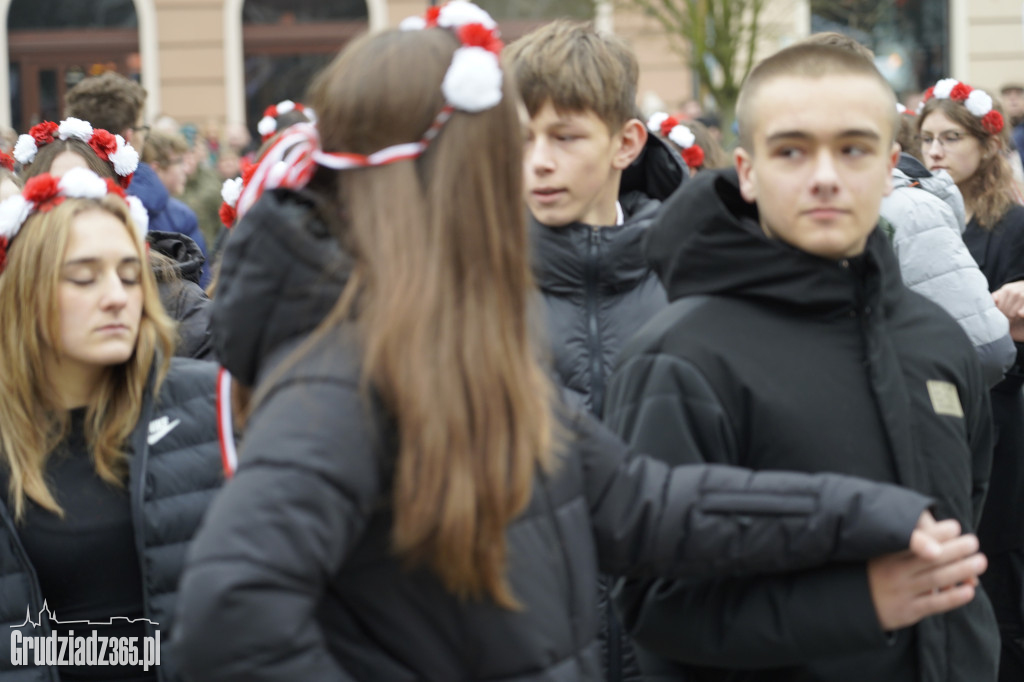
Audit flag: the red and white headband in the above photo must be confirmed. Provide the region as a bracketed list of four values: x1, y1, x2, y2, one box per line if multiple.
[0, 167, 148, 271]
[234, 1, 503, 220]
[647, 112, 705, 169]
[12, 118, 140, 187]
[257, 100, 317, 141]
[218, 159, 257, 228]
[920, 79, 1004, 134]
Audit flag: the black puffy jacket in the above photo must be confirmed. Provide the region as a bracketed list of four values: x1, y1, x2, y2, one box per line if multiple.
[604, 169, 999, 682]
[532, 134, 684, 416]
[0, 358, 224, 682]
[149, 230, 215, 361]
[172, 188, 937, 682]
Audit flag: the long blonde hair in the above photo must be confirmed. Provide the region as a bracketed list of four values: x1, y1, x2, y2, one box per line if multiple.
[304, 28, 557, 608]
[0, 195, 175, 519]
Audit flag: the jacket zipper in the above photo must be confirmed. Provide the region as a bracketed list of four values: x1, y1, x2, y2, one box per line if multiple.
[586, 227, 606, 415]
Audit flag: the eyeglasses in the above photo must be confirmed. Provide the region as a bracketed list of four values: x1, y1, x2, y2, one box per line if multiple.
[919, 131, 965, 149]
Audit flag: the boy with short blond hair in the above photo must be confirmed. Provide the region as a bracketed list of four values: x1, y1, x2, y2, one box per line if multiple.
[604, 42, 998, 681]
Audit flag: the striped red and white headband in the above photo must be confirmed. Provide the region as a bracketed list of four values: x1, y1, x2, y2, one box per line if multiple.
[234, 0, 504, 220]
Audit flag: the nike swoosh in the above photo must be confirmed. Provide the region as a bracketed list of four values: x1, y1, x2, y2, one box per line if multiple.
[147, 418, 181, 445]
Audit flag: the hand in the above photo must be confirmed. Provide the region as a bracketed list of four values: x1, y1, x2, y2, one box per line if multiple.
[907, 510, 960, 560]
[869, 529, 986, 631]
[992, 280, 1024, 319]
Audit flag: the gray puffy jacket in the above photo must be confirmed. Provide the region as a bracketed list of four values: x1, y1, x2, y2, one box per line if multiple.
[880, 154, 1014, 386]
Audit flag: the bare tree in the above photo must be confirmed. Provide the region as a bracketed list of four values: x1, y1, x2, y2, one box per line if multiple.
[616, 0, 770, 131]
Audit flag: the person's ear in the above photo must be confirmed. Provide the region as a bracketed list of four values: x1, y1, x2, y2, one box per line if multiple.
[735, 146, 758, 203]
[612, 118, 647, 170]
[884, 141, 900, 196]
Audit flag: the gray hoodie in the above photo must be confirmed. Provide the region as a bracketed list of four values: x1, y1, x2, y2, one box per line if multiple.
[880, 153, 1015, 386]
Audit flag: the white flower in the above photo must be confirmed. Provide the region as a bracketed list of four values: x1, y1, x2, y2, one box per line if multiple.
[109, 135, 139, 177]
[305, 108, 317, 124]
[896, 103, 907, 114]
[965, 89, 994, 117]
[59, 167, 108, 199]
[276, 100, 295, 115]
[221, 177, 244, 207]
[257, 116, 277, 137]
[933, 78, 959, 99]
[437, 0, 497, 29]
[58, 117, 93, 143]
[126, 195, 149, 238]
[441, 47, 503, 113]
[12, 134, 37, 165]
[646, 112, 669, 133]
[399, 15, 427, 31]
[668, 124, 696, 149]
[0, 195, 30, 240]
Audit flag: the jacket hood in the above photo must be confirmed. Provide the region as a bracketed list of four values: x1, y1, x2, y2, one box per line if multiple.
[531, 133, 686, 295]
[892, 153, 966, 233]
[127, 162, 169, 215]
[211, 188, 351, 386]
[646, 168, 903, 316]
[148, 230, 206, 285]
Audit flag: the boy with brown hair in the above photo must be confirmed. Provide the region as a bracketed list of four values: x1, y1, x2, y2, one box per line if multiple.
[604, 42, 998, 681]
[505, 21, 686, 417]
[505, 21, 688, 681]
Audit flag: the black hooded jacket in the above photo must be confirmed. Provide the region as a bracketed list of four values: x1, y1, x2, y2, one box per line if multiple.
[148, 230, 215, 361]
[172, 187, 938, 682]
[604, 169, 999, 681]
[532, 134, 685, 416]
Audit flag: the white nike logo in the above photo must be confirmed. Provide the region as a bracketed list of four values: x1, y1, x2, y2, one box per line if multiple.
[147, 416, 181, 445]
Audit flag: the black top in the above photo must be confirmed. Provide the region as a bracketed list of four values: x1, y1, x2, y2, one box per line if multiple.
[12, 408, 151, 681]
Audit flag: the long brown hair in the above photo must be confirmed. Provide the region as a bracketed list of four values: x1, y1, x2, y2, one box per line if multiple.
[0, 196, 175, 519]
[304, 28, 557, 608]
[918, 96, 1016, 229]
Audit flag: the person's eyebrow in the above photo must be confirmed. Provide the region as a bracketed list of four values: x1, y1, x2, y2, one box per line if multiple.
[765, 129, 882, 144]
[62, 256, 141, 267]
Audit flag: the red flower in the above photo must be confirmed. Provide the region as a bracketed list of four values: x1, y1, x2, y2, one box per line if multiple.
[23, 174, 60, 205]
[120, 172, 134, 189]
[982, 110, 1005, 135]
[458, 23, 503, 54]
[681, 145, 705, 169]
[949, 83, 973, 101]
[660, 116, 680, 138]
[425, 6, 441, 26]
[219, 202, 237, 228]
[0, 236, 7, 272]
[240, 158, 257, 185]
[0, 151, 13, 171]
[104, 178, 125, 198]
[29, 121, 58, 146]
[922, 86, 935, 102]
[89, 129, 118, 162]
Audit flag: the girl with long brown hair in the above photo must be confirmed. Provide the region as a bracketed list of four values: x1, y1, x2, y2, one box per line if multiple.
[174, 5, 988, 680]
[919, 80, 1024, 681]
[0, 168, 223, 680]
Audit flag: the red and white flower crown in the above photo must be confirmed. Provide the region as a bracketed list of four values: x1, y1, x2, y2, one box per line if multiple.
[12, 118, 140, 188]
[257, 100, 318, 141]
[0, 167, 148, 271]
[233, 1, 504, 220]
[920, 78, 1004, 134]
[646, 112, 705, 169]
[218, 159, 257, 228]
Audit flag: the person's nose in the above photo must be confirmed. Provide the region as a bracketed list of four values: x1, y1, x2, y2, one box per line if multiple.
[99, 271, 130, 312]
[525, 135, 555, 176]
[810, 149, 840, 199]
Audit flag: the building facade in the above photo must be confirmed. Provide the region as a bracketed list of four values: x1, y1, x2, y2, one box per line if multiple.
[0, 0, 1021, 136]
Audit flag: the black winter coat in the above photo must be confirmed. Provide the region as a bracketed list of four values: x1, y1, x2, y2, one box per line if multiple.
[149, 230, 215, 361]
[532, 134, 684, 416]
[604, 169, 999, 682]
[173, 189, 937, 682]
[0, 358, 224, 681]
[964, 205, 1024, 555]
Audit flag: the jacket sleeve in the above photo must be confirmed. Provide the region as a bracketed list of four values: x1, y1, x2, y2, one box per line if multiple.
[598, 353, 924, 665]
[173, 377, 377, 681]
[883, 187, 1015, 386]
[166, 279, 215, 361]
